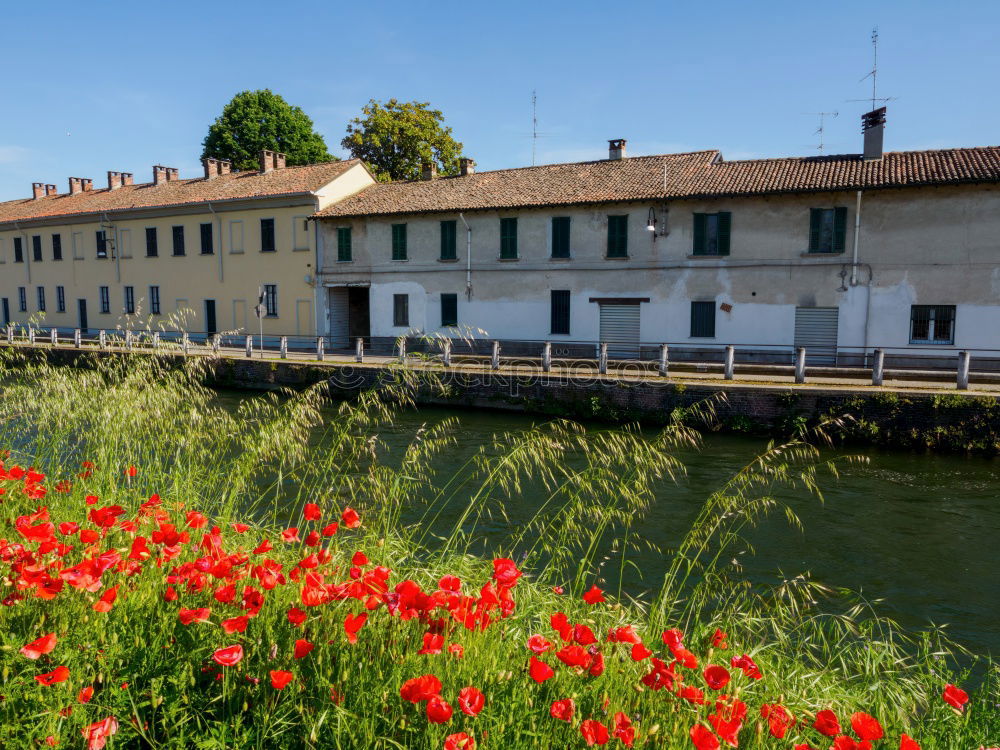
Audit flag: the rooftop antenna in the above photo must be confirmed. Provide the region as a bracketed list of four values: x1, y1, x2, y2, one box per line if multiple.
[803, 111, 838, 154]
[532, 90, 538, 166]
[849, 27, 896, 108]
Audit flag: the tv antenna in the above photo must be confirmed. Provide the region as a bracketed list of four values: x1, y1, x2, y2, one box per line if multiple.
[803, 111, 838, 154]
[849, 27, 896, 109]
[519, 90, 553, 165]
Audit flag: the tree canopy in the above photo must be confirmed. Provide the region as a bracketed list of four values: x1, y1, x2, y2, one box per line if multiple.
[201, 90, 333, 171]
[341, 99, 464, 182]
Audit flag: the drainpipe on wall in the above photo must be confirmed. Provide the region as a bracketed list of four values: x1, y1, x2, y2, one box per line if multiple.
[312, 211, 322, 337]
[851, 190, 862, 287]
[207, 202, 224, 282]
[459, 213, 472, 299]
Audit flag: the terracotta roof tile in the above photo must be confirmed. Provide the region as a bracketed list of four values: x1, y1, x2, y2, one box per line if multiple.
[315, 147, 1000, 218]
[0, 160, 361, 227]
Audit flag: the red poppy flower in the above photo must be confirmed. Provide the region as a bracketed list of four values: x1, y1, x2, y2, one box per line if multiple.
[492, 558, 522, 587]
[419, 632, 445, 655]
[448, 643, 464, 658]
[287, 608, 307, 627]
[899, 734, 921, 750]
[220, 615, 250, 634]
[729, 653, 762, 679]
[613, 712, 635, 748]
[444, 732, 475, 750]
[81, 716, 118, 750]
[942, 683, 969, 711]
[344, 612, 368, 644]
[552, 585, 564, 594]
[703, 665, 731, 690]
[270, 670, 294, 690]
[293, 639, 314, 659]
[607, 625, 642, 645]
[352, 550, 369, 566]
[574, 624, 598, 645]
[550, 698, 574, 721]
[341, 507, 361, 528]
[400, 674, 442, 703]
[662, 628, 684, 650]
[588, 650, 605, 677]
[35, 666, 70, 685]
[672, 647, 699, 669]
[813, 709, 841, 737]
[232, 523, 250, 533]
[708, 711, 743, 746]
[252, 539, 273, 554]
[20, 632, 57, 660]
[681, 685, 706, 705]
[711, 628, 728, 649]
[556, 644, 591, 668]
[426, 694, 453, 723]
[761, 704, 795, 739]
[458, 686, 485, 716]
[78, 686, 94, 704]
[92, 586, 118, 613]
[179, 607, 211, 625]
[582, 584, 605, 605]
[550, 612, 573, 641]
[529, 656, 555, 683]
[527, 634, 553, 654]
[631, 642, 653, 661]
[321, 522, 339, 536]
[125, 465, 137, 477]
[690, 724, 721, 750]
[580, 718, 610, 746]
[212, 644, 244, 667]
[850, 712, 883, 742]
[303, 503, 322, 521]
[832, 736, 859, 750]
[281, 527, 299, 543]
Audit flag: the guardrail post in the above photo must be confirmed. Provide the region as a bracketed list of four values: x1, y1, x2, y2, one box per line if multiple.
[50, 328, 58, 346]
[244, 335, 253, 357]
[442, 339, 452, 367]
[28, 328, 35, 346]
[210, 334, 219, 354]
[126, 330, 134, 351]
[181, 333, 188, 355]
[658, 344, 669, 376]
[794, 347, 806, 384]
[152, 332, 160, 349]
[724, 345, 735, 380]
[872, 348, 884, 386]
[355, 337, 364, 363]
[279, 336, 288, 359]
[957, 350, 970, 390]
[74, 329, 81, 348]
[397, 337, 407, 362]
[316, 337, 324, 361]
[598, 343, 608, 375]
[542, 342, 553, 373]
[491, 340, 500, 370]
[6, 324, 13, 345]
[99, 330, 107, 349]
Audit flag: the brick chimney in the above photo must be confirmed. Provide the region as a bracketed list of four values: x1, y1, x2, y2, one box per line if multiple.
[459, 158, 475, 176]
[32, 182, 45, 199]
[121, 173, 133, 186]
[68, 177, 85, 195]
[218, 160, 231, 176]
[274, 152, 286, 169]
[203, 157, 219, 180]
[45, 184, 58, 196]
[165, 167, 180, 182]
[421, 161, 437, 181]
[81, 178, 93, 191]
[259, 149, 276, 173]
[608, 139, 627, 160]
[153, 165, 168, 186]
[107, 171, 123, 190]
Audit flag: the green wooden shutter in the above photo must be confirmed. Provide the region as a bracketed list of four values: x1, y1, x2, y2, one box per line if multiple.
[692, 213, 706, 255]
[607, 216, 628, 257]
[690, 301, 716, 337]
[833, 207, 848, 252]
[500, 218, 518, 259]
[717, 212, 731, 255]
[809, 208, 822, 252]
[392, 224, 407, 260]
[440, 221, 457, 260]
[337, 227, 352, 262]
[551, 217, 570, 258]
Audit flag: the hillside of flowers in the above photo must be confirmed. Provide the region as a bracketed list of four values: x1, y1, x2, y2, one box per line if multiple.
[0, 349, 996, 748]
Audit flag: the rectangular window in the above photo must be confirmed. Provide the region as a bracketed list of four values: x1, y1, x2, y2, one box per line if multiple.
[150, 286, 161, 315]
[72, 232, 83, 260]
[607, 215, 628, 258]
[229, 221, 244, 253]
[200, 222, 214, 255]
[52, 234, 62, 261]
[550, 290, 571, 335]
[14, 237, 23, 263]
[96, 231, 108, 259]
[337, 227, 352, 262]
[145, 227, 158, 257]
[56, 286, 65, 313]
[124, 286, 135, 314]
[910, 305, 956, 344]
[440, 220, 457, 260]
[36, 287, 45, 312]
[441, 293, 458, 327]
[499, 217, 518, 259]
[172, 226, 185, 256]
[263, 284, 278, 317]
[99, 286, 110, 314]
[260, 218, 276, 252]
[293, 215, 309, 250]
[692, 212, 732, 256]
[32, 235, 42, 262]
[119, 228, 131, 258]
[690, 301, 716, 338]
[551, 217, 571, 258]
[391, 223, 407, 260]
[808, 207, 848, 253]
[18, 287, 26, 312]
[393, 294, 409, 327]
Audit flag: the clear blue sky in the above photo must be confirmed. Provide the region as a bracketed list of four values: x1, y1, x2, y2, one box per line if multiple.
[1, 0, 997, 201]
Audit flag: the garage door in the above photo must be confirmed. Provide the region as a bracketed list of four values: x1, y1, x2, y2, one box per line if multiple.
[794, 307, 839, 366]
[327, 288, 350, 349]
[599, 303, 641, 358]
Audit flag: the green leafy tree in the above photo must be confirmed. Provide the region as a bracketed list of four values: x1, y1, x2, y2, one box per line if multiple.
[201, 90, 333, 170]
[342, 99, 464, 182]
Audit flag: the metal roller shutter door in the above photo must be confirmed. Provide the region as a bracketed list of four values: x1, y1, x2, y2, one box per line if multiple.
[599, 303, 641, 358]
[327, 288, 350, 349]
[794, 307, 839, 366]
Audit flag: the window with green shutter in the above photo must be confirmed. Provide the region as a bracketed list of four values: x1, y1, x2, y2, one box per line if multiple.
[441, 293, 458, 327]
[607, 215, 628, 258]
[550, 290, 571, 334]
[440, 220, 457, 260]
[808, 207, 848, 253]
[500, 218, 518, 259]
[692, 212, 731, 256]
[391, 224, 407, 260]
[551, 217, 571, 258]
[337, 227, 352, 262]
[690, 301, 716, 338]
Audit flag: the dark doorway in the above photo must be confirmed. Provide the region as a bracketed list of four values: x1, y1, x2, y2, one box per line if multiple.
[1, 298, 8, 326]
[78, 299, 88, 332]
[205, 300, 217, 334]
[347, 287, 370, 341]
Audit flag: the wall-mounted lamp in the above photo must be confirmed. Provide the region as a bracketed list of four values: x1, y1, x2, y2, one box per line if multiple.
[647, 206, 669, 238]
[646, 207, 657, 232]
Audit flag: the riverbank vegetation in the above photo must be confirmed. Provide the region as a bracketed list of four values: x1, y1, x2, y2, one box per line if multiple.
[0, 350, 995, 748]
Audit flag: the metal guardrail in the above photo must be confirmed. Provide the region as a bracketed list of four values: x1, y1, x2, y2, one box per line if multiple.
[1, 323, 993, 391]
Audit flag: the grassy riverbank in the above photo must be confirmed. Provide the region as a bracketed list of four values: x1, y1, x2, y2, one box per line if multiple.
[0, 350, 995, 748]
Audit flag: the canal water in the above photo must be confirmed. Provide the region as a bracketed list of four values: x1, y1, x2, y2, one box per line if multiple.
[356, 405, 999, 659]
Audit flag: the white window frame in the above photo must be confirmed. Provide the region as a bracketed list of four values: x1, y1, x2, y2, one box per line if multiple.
[229, 220, 244, 254]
